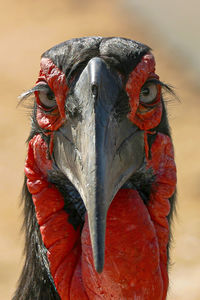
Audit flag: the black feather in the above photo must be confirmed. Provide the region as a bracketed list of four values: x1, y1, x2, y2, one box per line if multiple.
[12, 178, 61, 300]
[48, 167, 86, 230]
[42, 37, 150, 79]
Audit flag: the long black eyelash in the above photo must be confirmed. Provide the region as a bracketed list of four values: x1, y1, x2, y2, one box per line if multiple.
[145, 78, 177, 97]
[159, 82, 179, 103]
[18, 83, 52, 105]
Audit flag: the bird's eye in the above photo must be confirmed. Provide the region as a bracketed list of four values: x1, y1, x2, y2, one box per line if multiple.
[38, 86, 57, 109]
[139, 82, 158, 104]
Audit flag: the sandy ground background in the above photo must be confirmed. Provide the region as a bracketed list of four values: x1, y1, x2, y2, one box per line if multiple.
[0, 1, 199, 299]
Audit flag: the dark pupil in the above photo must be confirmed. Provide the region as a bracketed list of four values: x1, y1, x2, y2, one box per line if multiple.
[142, 87, 150, 96]
[47, 90, 55, 100]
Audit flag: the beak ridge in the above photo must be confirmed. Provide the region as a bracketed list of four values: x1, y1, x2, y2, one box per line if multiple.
[53, 57, 144, 273]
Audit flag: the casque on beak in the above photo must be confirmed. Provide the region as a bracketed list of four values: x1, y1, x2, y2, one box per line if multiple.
[53, 57, 144, 273]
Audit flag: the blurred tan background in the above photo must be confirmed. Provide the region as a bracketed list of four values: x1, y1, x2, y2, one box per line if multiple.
[0, 0, 199, 299]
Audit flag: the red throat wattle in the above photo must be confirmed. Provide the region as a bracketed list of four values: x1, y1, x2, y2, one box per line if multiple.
[24, 53, 176, 300]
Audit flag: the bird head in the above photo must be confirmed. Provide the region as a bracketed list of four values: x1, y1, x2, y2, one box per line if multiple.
[21, 37, 171, 273]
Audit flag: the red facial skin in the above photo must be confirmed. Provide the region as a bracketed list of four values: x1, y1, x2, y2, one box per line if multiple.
[126, 53, 162, 131]
[35, 58, 69, 132]
[25, 54, 176, 299]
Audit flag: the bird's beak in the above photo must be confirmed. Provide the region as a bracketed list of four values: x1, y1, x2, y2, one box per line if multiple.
[53, 57, 144, 273]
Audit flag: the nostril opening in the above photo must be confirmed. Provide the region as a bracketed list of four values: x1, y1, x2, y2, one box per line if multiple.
[91, 84, 98, 98]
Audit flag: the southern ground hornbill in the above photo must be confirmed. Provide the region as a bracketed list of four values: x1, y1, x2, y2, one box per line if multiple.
[13, 37, 176, 300]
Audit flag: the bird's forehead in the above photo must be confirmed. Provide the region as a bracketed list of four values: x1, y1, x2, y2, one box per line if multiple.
[41, 37, 151, 76]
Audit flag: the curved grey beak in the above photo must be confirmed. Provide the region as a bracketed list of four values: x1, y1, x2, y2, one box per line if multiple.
[53, 57, 144, 272]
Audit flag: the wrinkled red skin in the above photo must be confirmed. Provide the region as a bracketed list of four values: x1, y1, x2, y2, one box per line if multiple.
[24, 55, 177, 299]
[126, 53, 162, 131]
[35, 58, 69, 132]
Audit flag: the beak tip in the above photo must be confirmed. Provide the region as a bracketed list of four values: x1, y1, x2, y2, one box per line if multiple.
[94, 259, 104, 274]
[93, 240, 105, 273]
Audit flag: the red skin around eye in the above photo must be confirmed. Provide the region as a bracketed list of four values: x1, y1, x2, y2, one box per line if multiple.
[36, 54, 161, 132]
[35, 58, 69, 132]
[126, 53, 162, 130]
